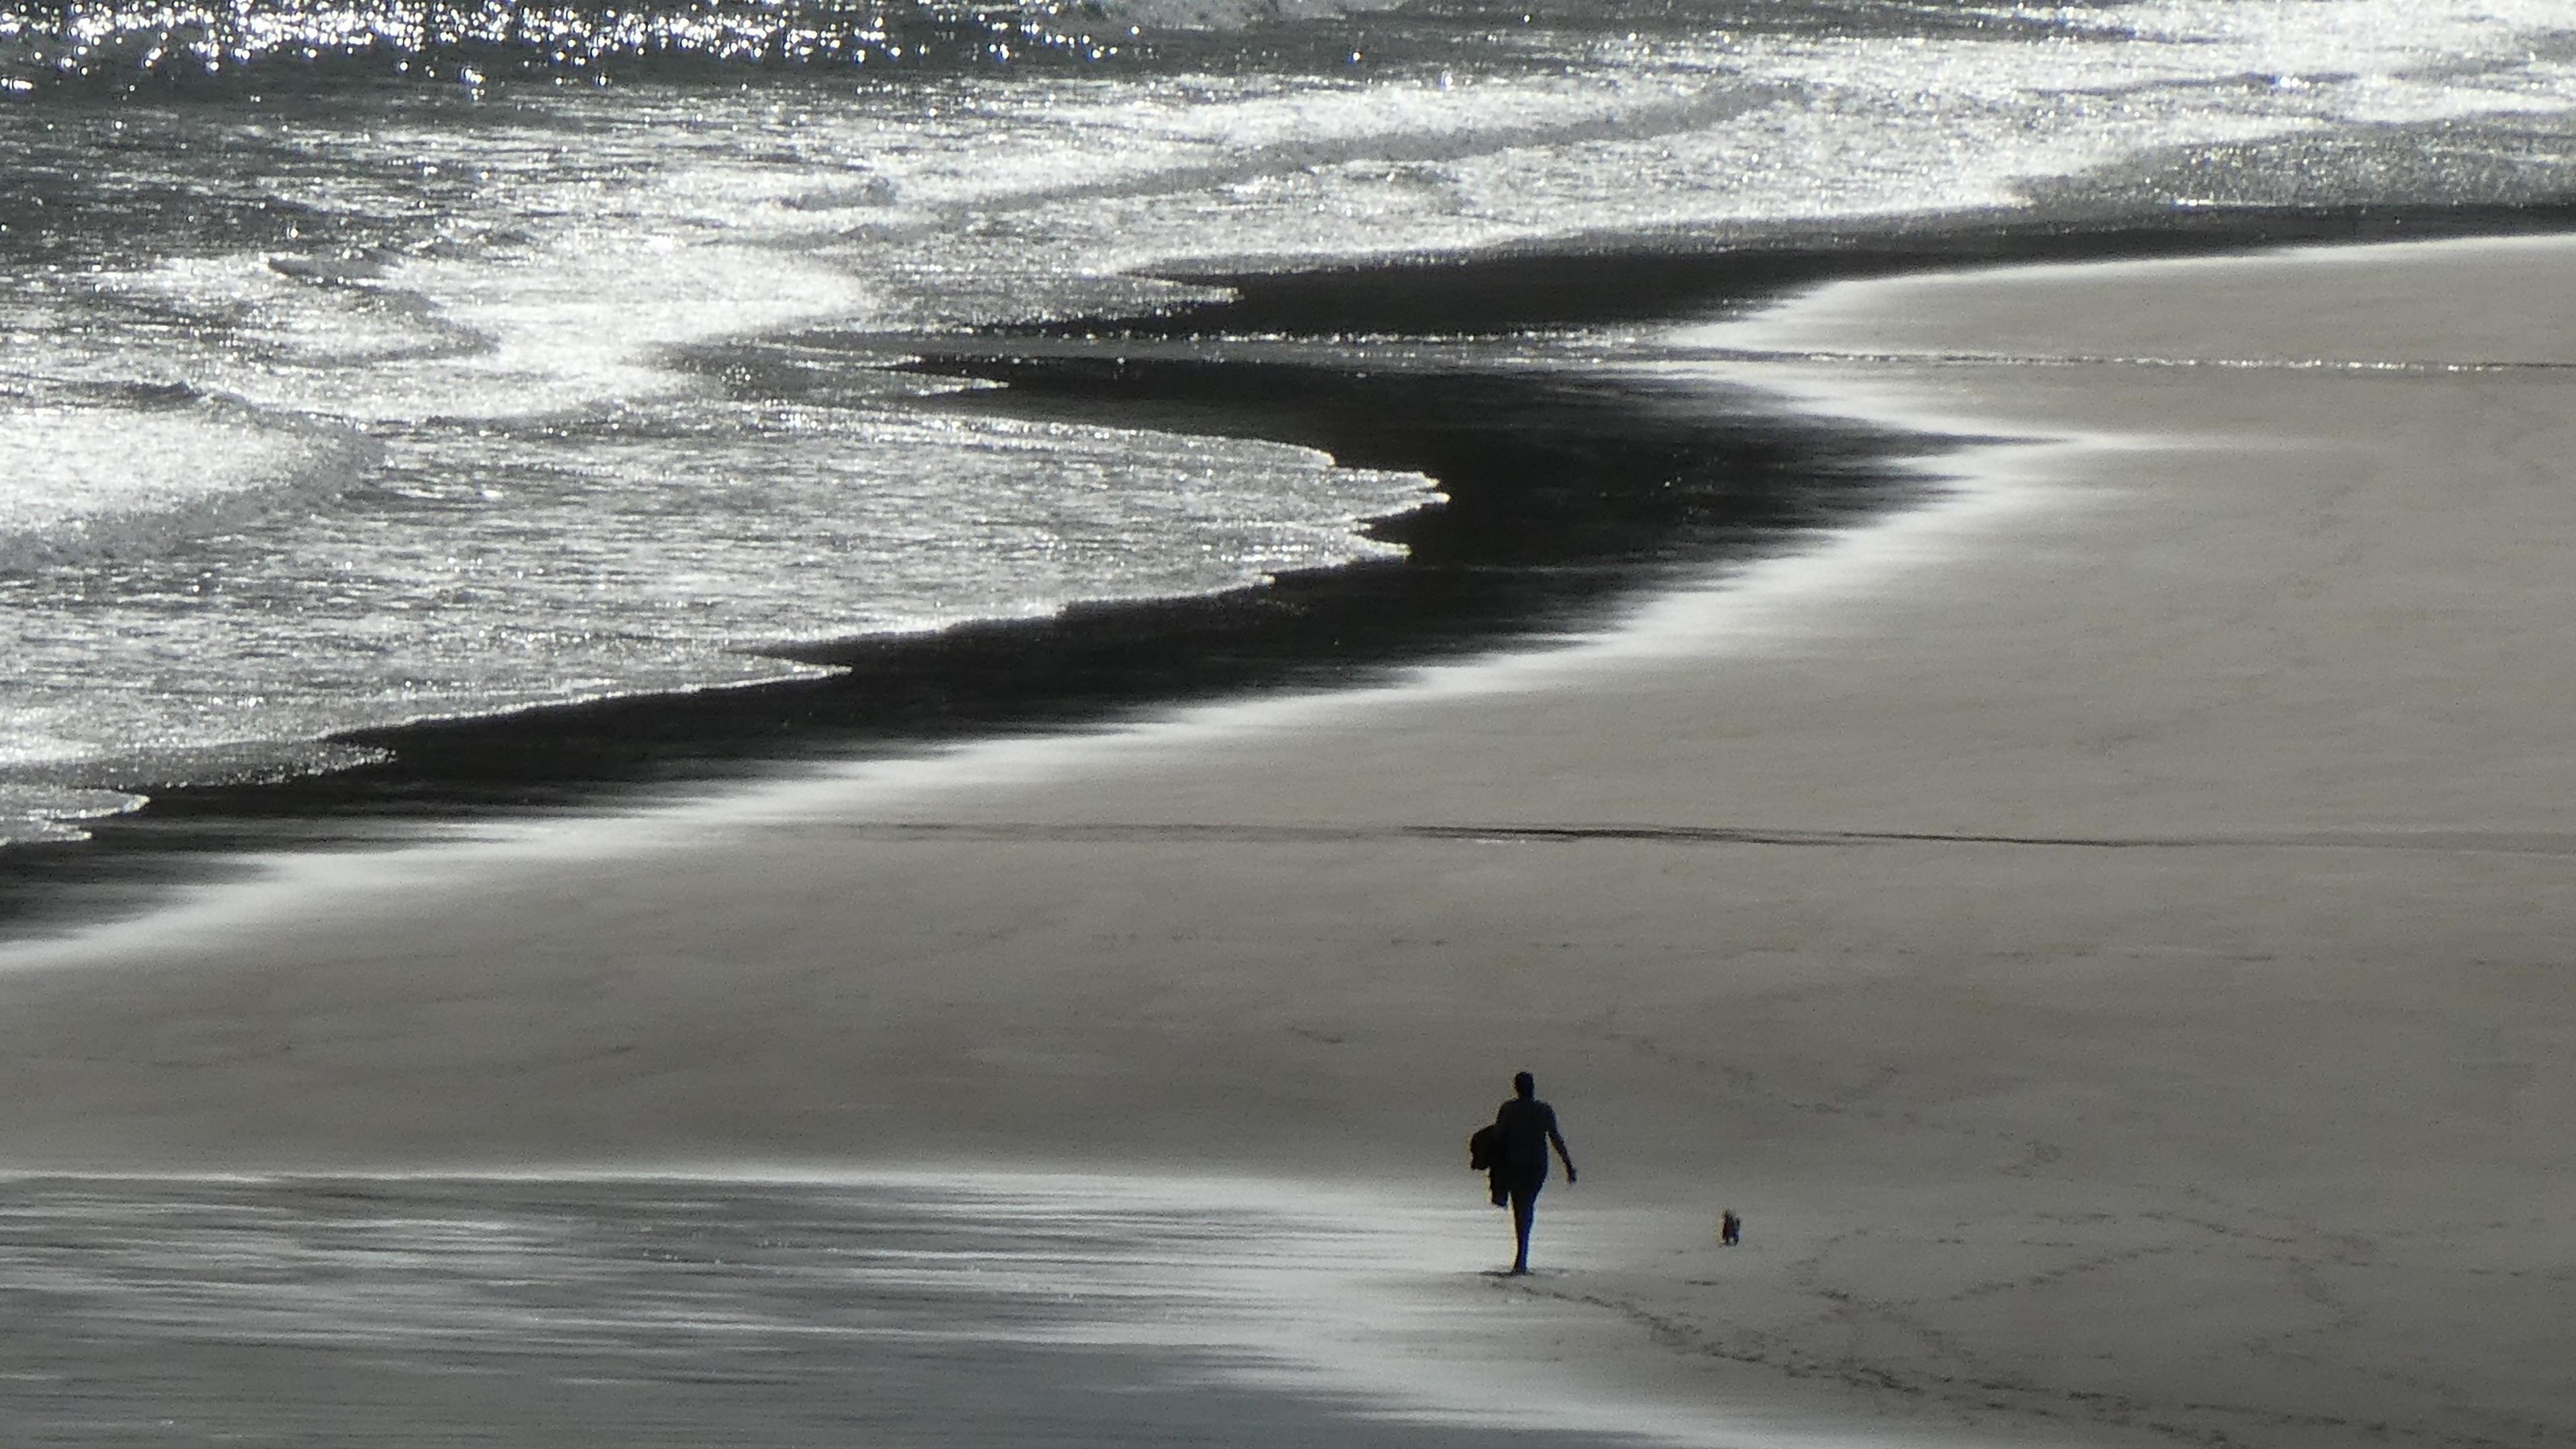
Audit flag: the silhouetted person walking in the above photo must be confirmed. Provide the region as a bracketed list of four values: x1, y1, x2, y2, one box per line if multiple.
[1491, 1071, 1576, 1275]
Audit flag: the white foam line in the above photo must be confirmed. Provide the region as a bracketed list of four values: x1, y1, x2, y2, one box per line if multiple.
[0, 400, 381, 571]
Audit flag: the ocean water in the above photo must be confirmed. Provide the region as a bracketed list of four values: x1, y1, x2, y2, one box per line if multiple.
[5, 0, 2576, 845]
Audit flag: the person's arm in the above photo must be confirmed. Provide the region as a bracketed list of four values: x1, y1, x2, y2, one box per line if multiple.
[1548, 1116, 1576, 1184]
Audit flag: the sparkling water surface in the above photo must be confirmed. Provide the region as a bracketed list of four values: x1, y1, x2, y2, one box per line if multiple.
[5, 0, 2576, 843]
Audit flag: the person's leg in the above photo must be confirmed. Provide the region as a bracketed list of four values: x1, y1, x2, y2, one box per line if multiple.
[1508, 1180, 1540, 1273]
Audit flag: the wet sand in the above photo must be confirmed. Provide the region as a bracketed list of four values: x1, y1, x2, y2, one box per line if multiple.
[5, 233, 2576, 1446]
[0, 1170, 1758, 1449]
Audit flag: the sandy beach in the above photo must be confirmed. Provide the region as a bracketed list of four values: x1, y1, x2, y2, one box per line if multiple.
[5, 233, 2575, 1447]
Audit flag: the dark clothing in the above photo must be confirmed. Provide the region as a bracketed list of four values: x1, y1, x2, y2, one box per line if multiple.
[1493, 1097, 1562, 1185]
[1505, 1177, 1542, 1257]
[1490, 1094, 1568, 1274]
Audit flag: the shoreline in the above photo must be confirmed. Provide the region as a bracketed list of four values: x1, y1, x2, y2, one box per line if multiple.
[13, 198, 2576, 941]
[0, 349, 1931, 938]
[4, 228, 2573, 1444]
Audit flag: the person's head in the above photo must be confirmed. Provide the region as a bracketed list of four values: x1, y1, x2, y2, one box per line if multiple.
[1513, 1071, 1536, 1099]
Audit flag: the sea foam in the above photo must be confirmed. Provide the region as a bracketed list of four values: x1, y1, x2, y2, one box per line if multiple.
[0, 400, 379, 570]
